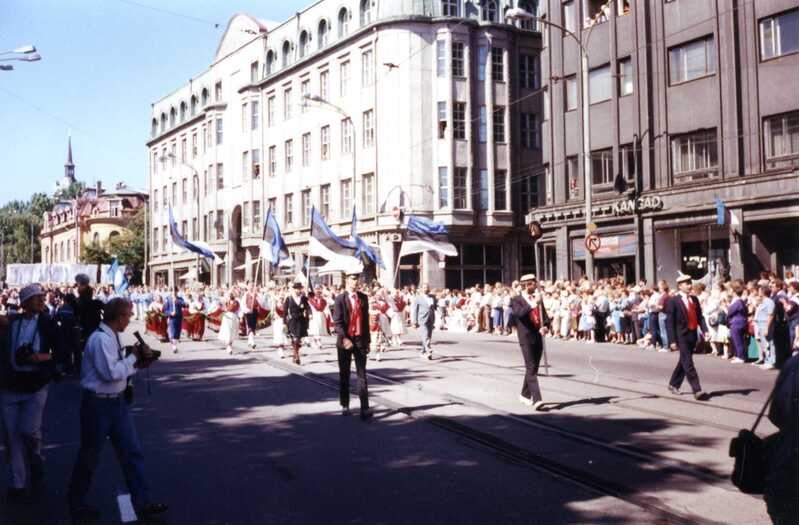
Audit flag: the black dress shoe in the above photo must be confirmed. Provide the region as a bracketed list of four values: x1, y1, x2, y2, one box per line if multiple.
[693, 391, 710, 401]
[360, 408, 373, 421]
[667, 385, 680, 395]
[137, 502, 168, 519]
[70, 504, 101, 520]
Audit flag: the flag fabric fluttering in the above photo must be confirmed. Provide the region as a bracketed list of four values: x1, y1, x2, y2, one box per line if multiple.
[351, 207, 385, 269]
[169, 207, 216, 259]
[262, 209, 290, 265]
[106, 258, 128, 293]
[308, 207, 363, 272]
[399, 215, 458, 258]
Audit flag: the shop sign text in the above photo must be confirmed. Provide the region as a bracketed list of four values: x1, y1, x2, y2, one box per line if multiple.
[612, 196, 664, 216]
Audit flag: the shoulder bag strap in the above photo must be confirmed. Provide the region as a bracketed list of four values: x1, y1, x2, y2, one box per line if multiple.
[751, 367, 791, 432]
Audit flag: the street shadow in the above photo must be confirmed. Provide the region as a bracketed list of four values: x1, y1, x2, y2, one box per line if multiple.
[706, 388, 759, 399]
[541, 396, 619, 412]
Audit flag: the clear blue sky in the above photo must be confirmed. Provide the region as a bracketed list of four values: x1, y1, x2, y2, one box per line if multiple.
[0, 0, 306, 206]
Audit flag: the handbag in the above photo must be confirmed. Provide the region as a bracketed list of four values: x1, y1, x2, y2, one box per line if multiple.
[729, 378, 780, 494]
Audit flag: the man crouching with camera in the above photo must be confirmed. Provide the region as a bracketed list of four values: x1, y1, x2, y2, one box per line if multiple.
[67, 297, 167, 521]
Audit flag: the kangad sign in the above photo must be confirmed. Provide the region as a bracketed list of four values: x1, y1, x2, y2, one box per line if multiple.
[612, 195, 664, 216]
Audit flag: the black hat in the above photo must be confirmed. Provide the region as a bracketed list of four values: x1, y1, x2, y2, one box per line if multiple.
[292, 282, 304, 289]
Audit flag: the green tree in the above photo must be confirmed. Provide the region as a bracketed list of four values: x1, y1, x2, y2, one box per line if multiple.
[80, 207, 147, 284]
[54, 180, 86, 201]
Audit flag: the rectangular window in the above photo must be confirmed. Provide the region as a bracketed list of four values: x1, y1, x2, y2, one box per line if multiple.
[202, 125, 208, 151]
[283, 87, 292, 120]
[180, 138, 187, 162]
[589, 64, 611, 103]
[670, 129, 719, 182]
[442, 0, 459, 16]
[620, 143, 637, 182]
[250, 60, 259, 83]
[267, 96, 275, 127]
[340, 60, 350, 96]
[216, 163, 224, 189]
[320, 184, 331, 219]
[341, 118, 353, 153]
[491, 47, 504, 80]
[436, 40, 446, 77]
[191, 133, 197, 158]
[543, 89, 550, 120]
[301, 190, 311, 226]
[214, 81, 222, 102]
[362, 173, 375, 215]
[362, 49, 373, 87]
[302, 133, 311, 167]
[363, 110, 375, 148]
[619, 57, 634, 96]
[181, 221, 187, 243]
[181, 179, 187, 203]
[321, 125, 330, 160]
[215, 210, 224, 240]
[202, 215, 208, 242]
[760, 9, 799, 60]
[162, 185, 167, 206]
[153, 189, 158, 212]
[565, 75, 578, 111]
[563, 1, 575, 33]
[566, 156, 579, 199]
[215, 118, 223, 145]
[453, 102, 466, 139]
[438, 102, 448, 139]
[300, 79, 309, 113]
[285, 139, 293, 172]
[438, 167, 449, 208]
[243, 201, 250, 231]
[453, 168, 467, 209]
[340, 179, 352, 218]
[477, 45, 488, 81]
[251, 99, 259, 129]
[519, 55, 540, 89]
[268, 198, 276, 216]
[591, 148, 614, 187]
[171, 182, 177, 204]
[320, 70, 329, 100]
[452, 42, 464, 76]
[494, 170, 507, 210]
[171, 143, 176, 166]
[478, 169, 489, 210]
[203, 170, 209, 196]
[669, 36, 716, 85]
[153, 228, 158, 253]
[493, 106, 505, 143]
[242, 151, 249, 180]
[519, 173, 538, 213]
[764, 110, 799, 169]
[268, 146, 277, 176]
[162, 225, 168, 250]
[520, 113, 538, 149]
[241, 102, 248, 132]
[252, 201, 261, 230]
[252, 149, 261, 179]
[284, 193, 294, 225]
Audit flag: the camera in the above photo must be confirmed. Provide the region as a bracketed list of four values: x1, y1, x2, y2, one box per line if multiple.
[15, 342, 35, 366]
[130, 331, 161, 364]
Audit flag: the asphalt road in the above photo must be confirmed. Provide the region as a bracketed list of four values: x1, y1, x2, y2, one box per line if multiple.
[0, 321, 778, 524]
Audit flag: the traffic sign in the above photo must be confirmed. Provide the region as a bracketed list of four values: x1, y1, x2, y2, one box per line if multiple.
[585, 234, 601, 254]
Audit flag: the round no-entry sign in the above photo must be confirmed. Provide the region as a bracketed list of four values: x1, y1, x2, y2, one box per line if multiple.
[585, 234, 601, 254]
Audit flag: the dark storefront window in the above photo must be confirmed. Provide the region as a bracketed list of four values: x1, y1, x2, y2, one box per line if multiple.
[681, 239, 730, 280]
[445, 243, 503, 290]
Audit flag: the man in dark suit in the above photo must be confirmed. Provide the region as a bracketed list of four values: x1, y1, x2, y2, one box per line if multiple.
[332, 273, 372, 421]
[509, 274, 549, 411]
[666, 273, 710, 400]
[411, 283, 437, 360]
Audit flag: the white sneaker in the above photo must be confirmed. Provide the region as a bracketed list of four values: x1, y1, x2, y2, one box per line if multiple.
[760, 363, 775, 370]
[532, 401, 546, 412]
[730, 358, 745, 364]
[227, 347, 233, 355]
[376, 353, 381, 362]
[657, 348, 669, 353]
[518, 395, 533, 407]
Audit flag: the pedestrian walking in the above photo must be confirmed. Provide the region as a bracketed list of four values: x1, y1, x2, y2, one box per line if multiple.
[164, 287, 184, 354]
[284, 282, 310, 365]
[412, 283, 438, 360]
[510, 274, 549, 411]
[218, 293, 239, 355]
[243, 284, 260, 351]
[332, 272, 371, 421]
[666, 273, 710, 400]
[307, 286, 329, 350]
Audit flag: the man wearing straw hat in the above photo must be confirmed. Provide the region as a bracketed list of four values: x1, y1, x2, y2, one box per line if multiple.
[510, 274, 549, 411]
[666, 272, 710, 401]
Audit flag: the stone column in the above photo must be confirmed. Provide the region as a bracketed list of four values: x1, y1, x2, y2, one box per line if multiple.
[728, 208, 745, 280]
[422, 252, 445, 289]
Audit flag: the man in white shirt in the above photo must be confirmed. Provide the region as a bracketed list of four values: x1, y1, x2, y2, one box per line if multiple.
[67, 298, 167, 521]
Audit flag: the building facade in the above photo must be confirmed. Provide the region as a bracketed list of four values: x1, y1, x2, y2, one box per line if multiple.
[146, 0, 544, 288]
[529, 0, 799, 283]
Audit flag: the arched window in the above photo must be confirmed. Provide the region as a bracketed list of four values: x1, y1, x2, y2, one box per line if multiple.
[299, 31, 310, 58]
[190, 95, 198, 116]
[179, 101, 187, 122]
[266, 49, 276, 75]
[281, 40, 292, 68]
[318, 19, 329, 49]
[92, 232, 99, 246]
[441, 0, 459, 16]
[481, 0, 497, 22]
[169, 107, 176, 127]
[109, 231, 120, 240]
[160, 113, 167, 133]
[360, 0, 372, 26]
[59, 241, 64, 262]
[45, 246, 50, 264]
[151, 118, 158, 137]
[338, 8, 350, 38]
[201, 88, 209, 106]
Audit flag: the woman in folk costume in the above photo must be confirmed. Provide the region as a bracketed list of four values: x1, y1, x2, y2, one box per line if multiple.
[188, 293, 206, 341]
[368, 295, 388, 361]
[307, 285, 329, 350]
[272, 289, 287, 358]
[241, 284, 261, 351]
[146, 294, 167, 341]
[218, 293, 240, 355]
[388, 288, 406, 347]
[164, 287, 185, 354]
[283, 282, 310, 365]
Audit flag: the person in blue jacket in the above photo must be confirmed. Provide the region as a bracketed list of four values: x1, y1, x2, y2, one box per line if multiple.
[163, 287, 185, 354]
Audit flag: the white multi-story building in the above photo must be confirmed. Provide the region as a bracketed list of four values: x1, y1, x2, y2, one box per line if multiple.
[146, 0, 543, 288]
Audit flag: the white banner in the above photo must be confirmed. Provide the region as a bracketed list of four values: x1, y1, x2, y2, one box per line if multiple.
[6, 263, 100, 285]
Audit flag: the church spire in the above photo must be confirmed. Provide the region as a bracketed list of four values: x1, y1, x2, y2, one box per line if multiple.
[64, 136, 75, 182]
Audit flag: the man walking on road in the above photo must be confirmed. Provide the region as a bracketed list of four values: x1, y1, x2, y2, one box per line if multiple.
[510, 275, 549, 411]
[666, 273, 710, 401]
[412, 283, 437, 360]
[332, 273, 372, 421]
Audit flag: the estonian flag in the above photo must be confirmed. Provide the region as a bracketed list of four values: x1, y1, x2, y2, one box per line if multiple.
[262, 208, 290, 265]
[400, 215, 458, 258]
[309, 207, 363, 273]
[351, 207, 385, 269]
[106, 258, 128, 293]
[169, 207, 216, 259]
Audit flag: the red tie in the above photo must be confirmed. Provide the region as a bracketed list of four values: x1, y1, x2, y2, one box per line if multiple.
[348, 294, 362, 338]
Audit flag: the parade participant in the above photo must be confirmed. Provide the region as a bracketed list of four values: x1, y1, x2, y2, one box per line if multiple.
[218, 293, 240, 355]
[66, 298, 167, 521]
[412, 283, 438, 360]
[332, 272, 372, 421]
[666, 273, 710, 400]
[284, 282, 310, 365]
[272, 290, 287, 358]
[74, 273, 103, 358]
[164, 287, 185, 354]
[188, 293, 206, 341]
[388, 288, 406, 347]
[307, 285, 328, 350]
[242, 284, 259, 351]
[369, 293, 391, 362]
[0, 284, 63, 503]
[55, 292, 81, 374]
[510, 274, 549, 411]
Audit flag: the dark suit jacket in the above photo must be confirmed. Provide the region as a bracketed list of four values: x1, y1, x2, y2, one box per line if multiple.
[0, 313, 63, 392]
[332, 291, 371, 348]
[283, 295, 310, 338]
[665, 294, 708, 347]
[510, 294, 549, 348]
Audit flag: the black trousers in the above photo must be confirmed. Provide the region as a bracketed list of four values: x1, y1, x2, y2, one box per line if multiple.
[519, 333, 544, 403]
[669, 332, 702, 393]
[337, 344, 369, 411]
[245, 311, 258, 332]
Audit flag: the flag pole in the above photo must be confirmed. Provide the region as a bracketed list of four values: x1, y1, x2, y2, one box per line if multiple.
[392, 240, 404, 288]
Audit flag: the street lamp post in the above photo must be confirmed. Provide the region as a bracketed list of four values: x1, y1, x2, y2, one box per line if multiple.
[507, 6, 609, 281]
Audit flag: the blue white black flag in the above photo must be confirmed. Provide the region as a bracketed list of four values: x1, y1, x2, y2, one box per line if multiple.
[262, 208, 290, 265]
[169, 207, 216, 259]
[351, 207, 385, 269]
[400, 215, 458, 258]
[309, 207, 363, 273]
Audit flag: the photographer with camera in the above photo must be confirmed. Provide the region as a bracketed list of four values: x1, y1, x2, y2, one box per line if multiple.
[67, 297, 167, 521]
[0, 283, 63, 503]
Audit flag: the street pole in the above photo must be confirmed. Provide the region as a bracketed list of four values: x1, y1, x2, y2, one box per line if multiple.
[581, 49, 594, 281]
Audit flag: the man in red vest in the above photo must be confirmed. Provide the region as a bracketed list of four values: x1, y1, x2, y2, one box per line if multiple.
[666, 273, 710, 400]
[332, 273, 372, 421]
[509, 274, 549, 411]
